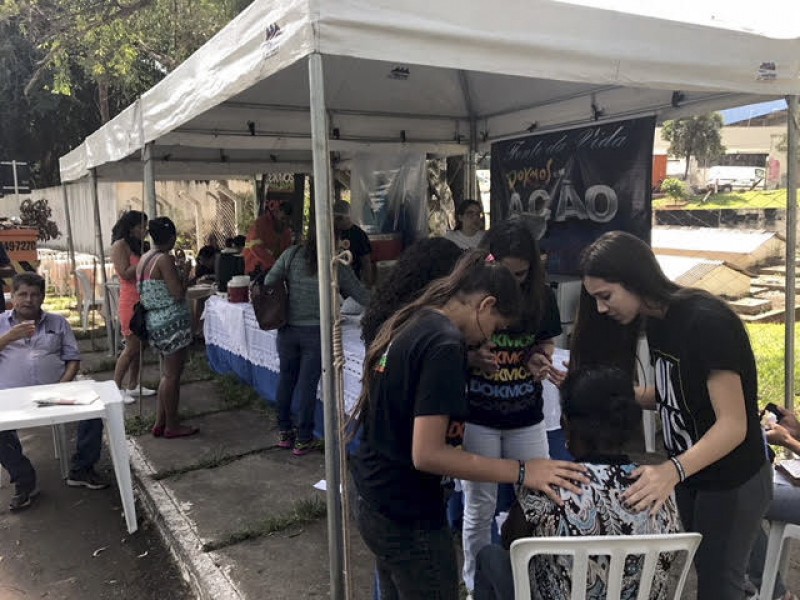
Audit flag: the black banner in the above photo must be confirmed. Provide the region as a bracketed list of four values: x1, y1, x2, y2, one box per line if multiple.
[490, 116, 654, 275]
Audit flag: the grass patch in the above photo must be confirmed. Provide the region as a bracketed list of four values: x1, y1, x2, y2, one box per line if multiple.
[202, 496, 327, 552]
[653, 189, 786, 210]
[747, 322, 800, 408]
[126, 414, 158, 436]
[152, 444, 277, 480]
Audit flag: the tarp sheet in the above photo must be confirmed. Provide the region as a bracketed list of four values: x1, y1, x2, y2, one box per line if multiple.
[59, 0, 800, 182]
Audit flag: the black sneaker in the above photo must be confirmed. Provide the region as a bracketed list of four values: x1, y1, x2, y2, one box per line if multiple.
[9, 488, 39, 511]
[66, 468, 110, 490]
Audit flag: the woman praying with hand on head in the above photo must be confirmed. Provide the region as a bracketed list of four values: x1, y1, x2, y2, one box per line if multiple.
[571, 231, 770, 600]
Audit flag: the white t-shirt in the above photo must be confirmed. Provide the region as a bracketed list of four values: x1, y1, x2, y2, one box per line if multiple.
[445, 229, 485, 250]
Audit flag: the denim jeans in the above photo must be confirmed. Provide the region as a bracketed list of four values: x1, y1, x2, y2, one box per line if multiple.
[0, 431, 36, 493]
[474, 544, 514, 600]
[355, 495, 459, 600]
[70, 418, 104, 473]
[461, 421, 549, 591]
[677, 462, 772, 600]
[0, 418, 102, 490]
[275, 325, 322, 442]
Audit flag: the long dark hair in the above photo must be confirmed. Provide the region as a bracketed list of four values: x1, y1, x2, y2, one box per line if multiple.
[454, 199, 482, 231]
[361, 237, 463, 346]
[570, 230, 704, 374]
[351, 251, 522, 426]
[561, 366, 642, 458]
[111, 210, 148, 256]
[480, 216, 545, 332]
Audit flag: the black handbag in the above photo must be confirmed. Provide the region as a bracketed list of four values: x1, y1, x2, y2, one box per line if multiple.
[250, 246, 300, 331]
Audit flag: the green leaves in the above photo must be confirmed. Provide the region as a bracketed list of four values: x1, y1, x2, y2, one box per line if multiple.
[661, 114, 726, 178]
[1, 0, 248, 183]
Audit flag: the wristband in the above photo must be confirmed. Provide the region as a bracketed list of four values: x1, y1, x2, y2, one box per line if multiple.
[517, 459, 526, 487]
[669, 456, 686, 483]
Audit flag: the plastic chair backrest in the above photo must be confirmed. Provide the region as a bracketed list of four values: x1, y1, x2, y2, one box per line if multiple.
[75, 270, 93, 306]
[510, 533, 702, 600]
[105, 280, 120, 322]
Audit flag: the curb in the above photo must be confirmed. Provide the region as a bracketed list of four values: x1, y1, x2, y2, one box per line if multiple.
[128, 438, 245, 600]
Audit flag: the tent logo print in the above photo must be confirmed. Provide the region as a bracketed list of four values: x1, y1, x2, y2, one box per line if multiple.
[756, 61, 777, 81]
[263, 22, 283, 57]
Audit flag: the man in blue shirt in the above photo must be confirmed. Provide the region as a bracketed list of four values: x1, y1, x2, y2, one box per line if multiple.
[0, 273, 108, 511]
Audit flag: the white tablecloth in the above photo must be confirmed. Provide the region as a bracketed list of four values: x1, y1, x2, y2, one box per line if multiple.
[203, 295, 365, 413]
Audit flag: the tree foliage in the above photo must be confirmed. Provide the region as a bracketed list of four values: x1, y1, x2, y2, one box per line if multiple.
[661, 114, 726, 179]
[0, 0, 251, 185]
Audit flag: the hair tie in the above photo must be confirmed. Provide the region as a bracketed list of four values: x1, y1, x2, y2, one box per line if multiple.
[485, 253, 496, 264]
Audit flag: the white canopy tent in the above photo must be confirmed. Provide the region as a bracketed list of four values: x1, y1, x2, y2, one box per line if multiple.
[59, 1, 800, 597]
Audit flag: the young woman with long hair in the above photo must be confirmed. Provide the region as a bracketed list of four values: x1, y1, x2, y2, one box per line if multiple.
[110, 210, 156, 402]
[349, 251, 586, 599]
[137, 217, 196, 438]
[361, 237, 463, 347]
[445, 199, 485, 250]
[572, 231, 771, 600]
[460, 216, 564, 592]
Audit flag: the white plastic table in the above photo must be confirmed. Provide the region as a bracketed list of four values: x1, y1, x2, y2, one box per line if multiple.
[0, 380, 137, 533]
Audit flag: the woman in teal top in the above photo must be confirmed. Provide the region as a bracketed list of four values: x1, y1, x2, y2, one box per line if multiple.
[137, 217, 195, 439]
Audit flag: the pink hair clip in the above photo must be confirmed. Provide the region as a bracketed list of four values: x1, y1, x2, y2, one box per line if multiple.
[485, 253, 496, 264]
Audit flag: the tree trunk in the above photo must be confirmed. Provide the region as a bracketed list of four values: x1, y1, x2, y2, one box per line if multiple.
[684, 151, 691, 180]
[98, 81, 111, 124]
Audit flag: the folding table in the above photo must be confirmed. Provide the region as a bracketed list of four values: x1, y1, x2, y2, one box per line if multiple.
[0, 380, 137, 533]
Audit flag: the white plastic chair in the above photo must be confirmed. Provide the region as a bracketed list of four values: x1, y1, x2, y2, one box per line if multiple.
[75, 270, 104, 330]
[105, 279, 122, 356]
[760, 522, 800, 600]
[510, 533, 702, 600]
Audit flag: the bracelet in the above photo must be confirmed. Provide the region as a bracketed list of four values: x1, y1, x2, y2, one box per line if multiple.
[517, 459, 526, 487]
[669, 456, 686, 482]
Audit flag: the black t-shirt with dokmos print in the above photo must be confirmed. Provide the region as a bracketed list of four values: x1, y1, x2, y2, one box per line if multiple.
[350, 310, 467, 527]
[646, 293, 765, 490]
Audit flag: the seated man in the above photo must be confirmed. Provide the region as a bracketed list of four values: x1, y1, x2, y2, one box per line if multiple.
[0, 273, 108, 511]
[475, 367, 681, 600]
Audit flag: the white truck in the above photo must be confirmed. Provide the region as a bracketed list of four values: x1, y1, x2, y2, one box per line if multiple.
[706, 165, 766, 192]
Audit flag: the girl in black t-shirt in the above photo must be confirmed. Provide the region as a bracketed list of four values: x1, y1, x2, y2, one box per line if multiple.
[349, 251, 587, 600]
[571, 231, 771, 600]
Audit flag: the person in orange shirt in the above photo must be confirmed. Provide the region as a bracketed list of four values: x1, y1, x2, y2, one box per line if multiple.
[243, 202, 293, 275]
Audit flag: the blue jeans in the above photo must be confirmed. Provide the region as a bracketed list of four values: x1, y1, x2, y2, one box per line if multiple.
[0, 431, 36, 492]
[70, 418, 104, 473]
[474, 544, 514, 600]
[0, 418, 103, 490]
[356, 495, 459, 600]
[275, 325, 322, 443]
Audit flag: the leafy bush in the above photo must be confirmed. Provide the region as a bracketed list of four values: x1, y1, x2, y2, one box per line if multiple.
[19, 198, 60, 241]
[660, 178, 689, 200]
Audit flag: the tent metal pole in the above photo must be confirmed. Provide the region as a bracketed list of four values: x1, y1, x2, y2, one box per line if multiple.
[309, 52, 346, 600]
[786, 95, 798, 411]
[61, 183, 78, 288]
[469, 119, 479, 200]
[90, 169, 112, 354]
[143, 143, 158, 217]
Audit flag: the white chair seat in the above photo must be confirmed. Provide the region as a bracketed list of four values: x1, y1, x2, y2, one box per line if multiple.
[510, 533, 702, 600]
[760, 522, 800, 600]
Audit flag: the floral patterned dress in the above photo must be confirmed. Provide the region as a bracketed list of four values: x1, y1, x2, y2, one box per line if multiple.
[516, 459, 682, 600]
[139, 253, 192, 355]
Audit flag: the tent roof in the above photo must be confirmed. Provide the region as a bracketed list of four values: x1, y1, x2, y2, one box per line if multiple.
[59, 0, 800, 182]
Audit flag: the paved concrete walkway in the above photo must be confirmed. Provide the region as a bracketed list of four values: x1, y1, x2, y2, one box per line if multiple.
[83, 343, 800, 599]
[88, 347, 375, 599]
